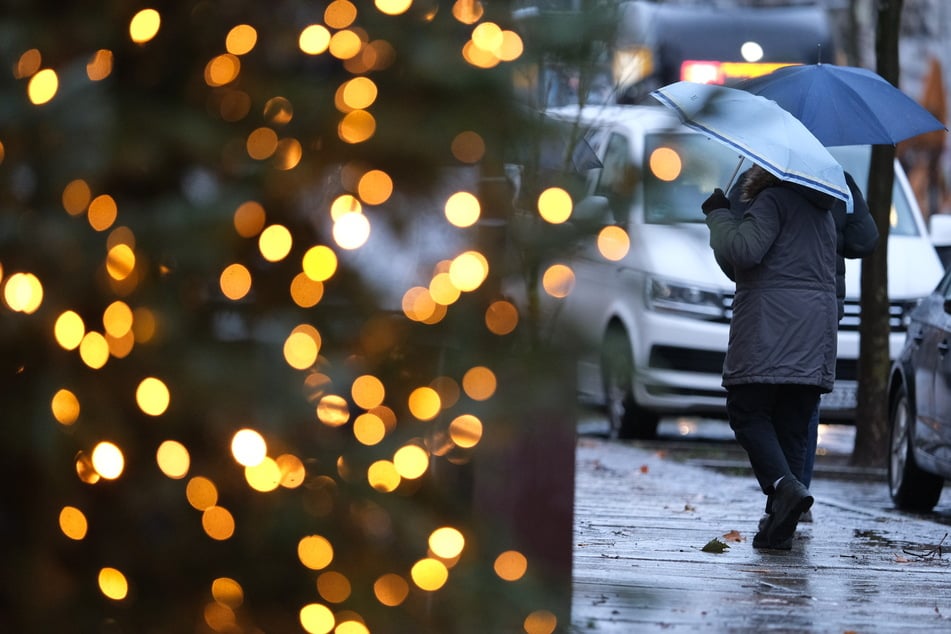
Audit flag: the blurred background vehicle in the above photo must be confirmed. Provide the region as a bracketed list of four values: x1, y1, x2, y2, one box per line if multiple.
[887, 264, 951, 511]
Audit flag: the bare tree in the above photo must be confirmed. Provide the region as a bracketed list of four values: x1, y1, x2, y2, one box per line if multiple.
[852, 0, 904, 466]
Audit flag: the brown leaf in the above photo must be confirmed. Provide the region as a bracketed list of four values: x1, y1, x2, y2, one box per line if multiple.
[639, 464, 649, 474]
[702, 538, 729, 553]
[722, 530, 743, 543]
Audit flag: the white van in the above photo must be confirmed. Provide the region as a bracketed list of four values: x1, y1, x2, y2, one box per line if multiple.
[525, 104, 945, 439]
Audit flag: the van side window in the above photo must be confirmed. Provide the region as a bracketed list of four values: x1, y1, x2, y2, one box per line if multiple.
[594, 133, 638, 223]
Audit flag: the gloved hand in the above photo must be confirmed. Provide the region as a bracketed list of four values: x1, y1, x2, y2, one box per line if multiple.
[702, 188, 730, 214]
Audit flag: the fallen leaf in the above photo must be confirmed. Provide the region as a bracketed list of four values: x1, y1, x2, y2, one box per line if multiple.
[895, 555, 910, 563]
[683, 503, 696, 512]
[702, 538, 729, 554]
[639, 464, 649, 474]
[722, 530, 743, 543]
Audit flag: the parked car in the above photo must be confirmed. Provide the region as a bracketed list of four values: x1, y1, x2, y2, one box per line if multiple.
[519, 104, 945, 439]
[887, 264, 951, 511]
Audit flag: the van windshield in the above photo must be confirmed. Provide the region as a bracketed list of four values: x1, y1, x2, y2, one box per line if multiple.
[643, 132, 920, 236]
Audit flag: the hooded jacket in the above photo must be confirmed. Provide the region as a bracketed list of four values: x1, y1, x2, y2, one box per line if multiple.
[705, 166, 839, 392]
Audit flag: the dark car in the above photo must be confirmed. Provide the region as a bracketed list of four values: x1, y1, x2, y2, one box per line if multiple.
[887, 265, 951, 511]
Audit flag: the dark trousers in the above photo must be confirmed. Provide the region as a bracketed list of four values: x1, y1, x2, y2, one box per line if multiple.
[726, 383, 822, 495]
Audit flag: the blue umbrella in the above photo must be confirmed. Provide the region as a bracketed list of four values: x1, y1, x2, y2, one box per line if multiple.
[734, 63, 947, 146]
[651, 81, 852, 211]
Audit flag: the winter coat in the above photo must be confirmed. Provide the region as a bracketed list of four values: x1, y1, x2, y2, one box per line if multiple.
[722, 170, 879, 320]
[705, 167, 839, 392]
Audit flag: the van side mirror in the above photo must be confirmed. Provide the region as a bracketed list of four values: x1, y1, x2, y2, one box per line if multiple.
[929, 214, 951, 247]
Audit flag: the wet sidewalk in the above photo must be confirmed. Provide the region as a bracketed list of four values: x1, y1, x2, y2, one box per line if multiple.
[571, 427, 951, 633]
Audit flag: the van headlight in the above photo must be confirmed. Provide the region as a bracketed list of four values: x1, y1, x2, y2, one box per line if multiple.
[645, 276, 726, 320]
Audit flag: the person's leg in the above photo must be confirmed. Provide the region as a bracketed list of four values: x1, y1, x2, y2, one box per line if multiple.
[726, 384, 792, 493]
[802, 403, 819, 489]
[773, 385, 821, 485]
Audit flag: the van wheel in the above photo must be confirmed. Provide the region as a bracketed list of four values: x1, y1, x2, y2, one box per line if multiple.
[602, 327, 659, 440]
[888, 384, 943, 511]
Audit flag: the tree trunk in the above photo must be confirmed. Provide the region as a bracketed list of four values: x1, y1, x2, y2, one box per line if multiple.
[852, 0, 904, 467]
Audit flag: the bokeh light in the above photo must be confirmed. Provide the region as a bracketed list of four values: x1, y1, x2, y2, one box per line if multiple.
[136, 377, 170, 416]
[597, 226, 630, 261]
[98, 567, 129, 600]
[649, 147, 682, 181]
[231, 428, 267, 467]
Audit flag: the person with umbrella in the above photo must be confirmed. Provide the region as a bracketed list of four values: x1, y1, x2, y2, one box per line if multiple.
[701, 168, 837, 550]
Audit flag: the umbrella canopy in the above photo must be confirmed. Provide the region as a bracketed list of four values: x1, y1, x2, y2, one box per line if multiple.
[734, 63, 947, 146]
[650, 81, 851, 210]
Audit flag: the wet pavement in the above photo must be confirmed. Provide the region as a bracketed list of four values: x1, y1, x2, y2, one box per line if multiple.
[571, 417, 951, 632]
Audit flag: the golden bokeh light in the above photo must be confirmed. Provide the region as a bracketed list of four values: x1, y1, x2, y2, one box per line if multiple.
[452, 0, 484, 24]
[234, 201, 266, 237]
[156, 440, 190, 479]
[410, 558, 448, 591]
[444, 191, 480, 227]
[106, 329, 135, 360]
[498, 30, 525, 62]
[299, 603, 334, 634]
[332, 212, 371, 250]
[136, 376, 170, 416]
[245, 456, 281, 492]
[299, 25, 332, 55]
[493, 550, 528, 581]
[367, 459, 400, 492]
[103, 300, 133, 338]
[449, 414, 483, 448]
[54, 310, 85, 350]
[338, 109, 376, 144]
[186, 476, 219, 510]
[542, 263, 575, 299]
[264, 96, 294, 126]
[259, 224, 293, 262]
[273, 137, 303, 170]
[524, 610, 558, 634]
[205, 54, 241, 87]
[79, 331, 110, 369]
[86, 49, 114, 80]
[450, 131, 485, 164]
[429, 272, 460, 306]
[472, 22, 503, 53]
[448, 250, 488, 292]
[336, 619, 369, 634]
[462, 366, 496, 401]
[408, 386, 441, 421]
[353, 413, 386, 446]
[226, 24, 258, 55]
[129, 8, 161, 44]
[597, 225, 630, 261]
[317, 570, 352, 603]
[98, 567, 129, 600]
[326, 0, 358, 28]
[59, 505, 88, 540]
[211, 577, 244, 608]
[51, 388, 81, 426]
[276, 453, 306, 488]
[357, 169, 393, 205]
[27, 68, 58, 105]
[220, 263, 252, 300]
[337, 76, 378, 111]
[376, 0, 413, 16]
[298, 534, 334, 570]
[284, 330, 320, 370]
[317, 394, 350, 427]
[202, 506, 236, 540]
[231, 428, 267, 467]
[247, 126, 279, 160]
[75, 451, 100, 484]
[462, 40, 499, 69]
[91, 441, 124, 480]
[538, 187, 572, 224]
[393, 444, 429, 479]
[429, 526, 465, 560]
[373, 573, 409, 607]
[15, 48, 41, 79]
[485, 300, 518, 335]
[330, 194, 362, 220]
[62, 179, 91, 215]
[329, 30, 363, 60]
[302, 245, 338, 282]
[106, 244, 136, 281]
[132, 307, 157, 343]
[4, 272, 43, 313]
[204, 601, 236, 631]
[290, 272, 324, 308]
[351, 374, 385, 409]
[402, 286, 436, 322]
[649, 146, 682, 182]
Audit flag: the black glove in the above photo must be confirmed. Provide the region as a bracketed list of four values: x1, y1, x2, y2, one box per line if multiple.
[702, 188, 730, 214]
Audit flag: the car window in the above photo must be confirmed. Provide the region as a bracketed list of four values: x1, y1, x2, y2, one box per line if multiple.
[594, 132, 638, 223]
[643, 132, 737, 224]
[828, 146, 920, 237]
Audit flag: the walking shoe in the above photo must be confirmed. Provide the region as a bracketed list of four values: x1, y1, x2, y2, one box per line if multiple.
[767, 477, 813, 548]
[800, 508, 813, 523]
[752, 514, 793, 550]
